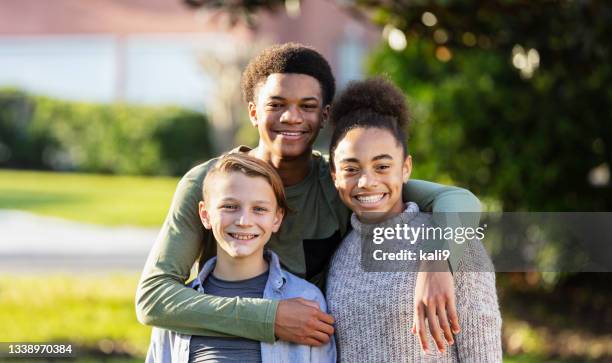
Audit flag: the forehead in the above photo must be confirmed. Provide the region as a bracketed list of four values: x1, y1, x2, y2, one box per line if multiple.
[206, 172, 276, 202]
[256, 73, 322, 101]
[334, 128, 403, 163]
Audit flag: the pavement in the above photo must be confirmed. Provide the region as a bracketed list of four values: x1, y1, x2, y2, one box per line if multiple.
[0, 209, 159, 272]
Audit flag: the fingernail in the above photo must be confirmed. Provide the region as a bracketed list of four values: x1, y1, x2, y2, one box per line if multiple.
[449, 340, 454, 345]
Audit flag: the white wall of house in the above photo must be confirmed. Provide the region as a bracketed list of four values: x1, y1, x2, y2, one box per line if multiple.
[0, 33, 238, 110]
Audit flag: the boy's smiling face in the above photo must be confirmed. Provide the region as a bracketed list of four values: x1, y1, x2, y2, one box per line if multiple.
[332, 127, 412, 223]
[199, 172, 283, 259]
[248, 73, 329, 160]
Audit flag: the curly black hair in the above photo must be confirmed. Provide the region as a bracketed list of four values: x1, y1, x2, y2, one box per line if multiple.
[329, 77, 410, 168]
[241, 42, 335, 106]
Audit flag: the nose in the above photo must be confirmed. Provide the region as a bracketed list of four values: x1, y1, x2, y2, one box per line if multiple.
[235, 211, 253, 227]
[357, 170, 378, 189]
[280, 104, 303, 124]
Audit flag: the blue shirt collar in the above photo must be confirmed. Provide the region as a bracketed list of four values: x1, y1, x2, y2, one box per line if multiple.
[196, 249, 287, 293]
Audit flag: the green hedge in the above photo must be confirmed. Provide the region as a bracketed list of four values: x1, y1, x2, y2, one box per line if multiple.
[0, 90, 213, 176]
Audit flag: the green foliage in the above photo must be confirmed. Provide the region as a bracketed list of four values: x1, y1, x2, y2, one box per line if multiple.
[364, 1, 612, 212]
[153, 109, 215, 175]
[0, 89, 214, 176]
[0, 89, 50, 169]
[0, 169, 177, 226]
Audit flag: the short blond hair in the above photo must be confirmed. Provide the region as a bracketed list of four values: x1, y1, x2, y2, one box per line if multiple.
[202, 153, 289, 214]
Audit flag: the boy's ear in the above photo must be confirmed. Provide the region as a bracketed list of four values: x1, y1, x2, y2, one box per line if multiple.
[199, 201, 212, 229]
[271, 208, 284, 233]
[248, 101, 258, 127]
[402, 155, 413, 183]
[320, 104, 330, 129]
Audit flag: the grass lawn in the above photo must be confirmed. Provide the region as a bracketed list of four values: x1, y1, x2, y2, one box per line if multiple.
[0, 273, 602, 363]
[503, 355, 587, 363]
[0, 273, 150, 361]
[0, 169, 179, 226]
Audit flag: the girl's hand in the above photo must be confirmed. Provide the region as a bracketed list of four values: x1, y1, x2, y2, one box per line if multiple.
[411, 263, 461, 353]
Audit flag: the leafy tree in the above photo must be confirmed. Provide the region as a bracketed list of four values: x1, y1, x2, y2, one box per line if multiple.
[361, 0, 612, 212]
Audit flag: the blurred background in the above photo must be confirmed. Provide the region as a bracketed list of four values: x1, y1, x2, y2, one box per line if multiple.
[0, 0, 610, 362]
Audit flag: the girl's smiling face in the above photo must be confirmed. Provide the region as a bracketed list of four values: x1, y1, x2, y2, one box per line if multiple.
[332, 127, 412, 223]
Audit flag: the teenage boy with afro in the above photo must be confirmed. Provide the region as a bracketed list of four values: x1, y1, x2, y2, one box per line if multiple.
[136, 42, 479, 354]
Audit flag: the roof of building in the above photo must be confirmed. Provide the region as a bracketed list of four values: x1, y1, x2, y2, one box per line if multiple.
[0, 0, 234, 35]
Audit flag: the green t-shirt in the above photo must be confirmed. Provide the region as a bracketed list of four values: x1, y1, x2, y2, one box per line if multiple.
[136, 147, 481, 343]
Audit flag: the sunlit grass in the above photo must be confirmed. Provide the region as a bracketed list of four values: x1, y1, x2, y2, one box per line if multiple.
[503, 354, 588, 363]
[1, 273, 607, 362]
[0, 274, 150, 360]
[0, 169, 179, 226]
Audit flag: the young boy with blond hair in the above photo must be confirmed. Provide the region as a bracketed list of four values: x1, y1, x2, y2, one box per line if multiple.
[146, 153, 335, 363]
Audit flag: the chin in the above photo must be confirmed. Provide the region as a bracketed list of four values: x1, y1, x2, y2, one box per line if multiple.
[278, 151, 310, 161]
[273, 143, 312, 157]
[230, 250, 254, 259]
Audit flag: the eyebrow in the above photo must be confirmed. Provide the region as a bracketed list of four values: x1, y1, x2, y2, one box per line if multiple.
[253, 200, 274, 205]
[372, 154, 394, 161]
[219, 197, 238, 203]
[219, 197, 273, 205]
[339, 154, 394, 164]
[268, 96, 320, 102]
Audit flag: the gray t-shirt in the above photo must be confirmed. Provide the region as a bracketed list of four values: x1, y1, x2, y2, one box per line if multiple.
[189, 271, 268, 363]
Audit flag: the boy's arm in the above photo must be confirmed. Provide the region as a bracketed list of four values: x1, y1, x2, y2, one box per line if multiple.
[135, 172, 277, 342]
[403, 179, 481, 353]
[406, 179, 481, 271]
[404, 179, 481, 214]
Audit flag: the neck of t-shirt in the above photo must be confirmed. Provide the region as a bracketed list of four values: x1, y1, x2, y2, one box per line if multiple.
[213, 249, 270, 281]
[248, 146, 313, 187]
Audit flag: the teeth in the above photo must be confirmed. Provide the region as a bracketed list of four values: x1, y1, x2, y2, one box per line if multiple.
[355, 194, 385, 204]
[279, 131, 303, 136]
[229, 233, 257, 240]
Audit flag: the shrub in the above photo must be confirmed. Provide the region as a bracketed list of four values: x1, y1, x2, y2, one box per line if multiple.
[0, 89, 213, 176]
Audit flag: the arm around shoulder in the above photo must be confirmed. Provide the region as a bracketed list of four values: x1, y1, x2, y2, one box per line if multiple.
[136, 168, 203, 325]
[136, 167, 207, 325]
[404, 179, 481, 213]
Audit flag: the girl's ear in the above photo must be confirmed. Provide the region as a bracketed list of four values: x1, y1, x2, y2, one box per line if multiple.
[330, 161, 339, 187]
[332, 168, 340, 189]
[402, 155, 413, 183]
[199, 201, 212, 229]
[248, 101, 258, 127]
[271, 208, 284, 233]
